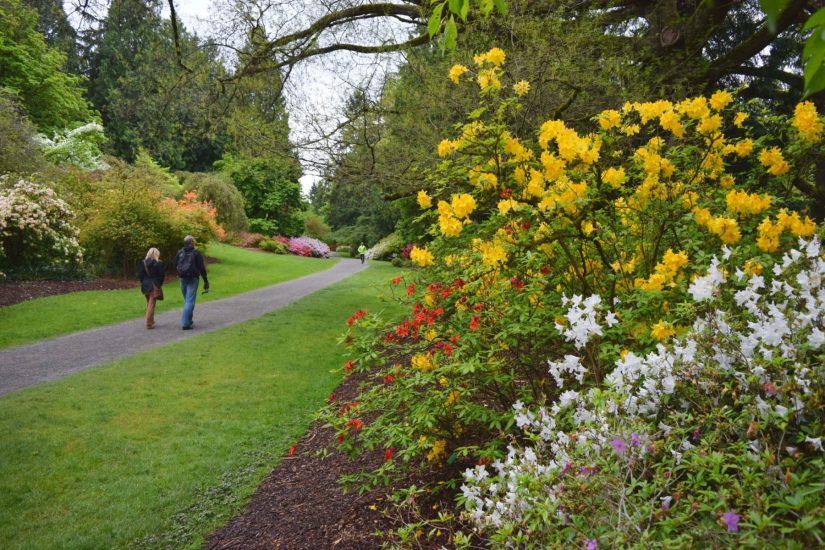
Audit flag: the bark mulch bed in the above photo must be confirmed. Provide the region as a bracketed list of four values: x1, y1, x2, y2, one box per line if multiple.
[0, 277, 137, 307]
[204, 371, 463, 550]
[0, 256, 221, 307]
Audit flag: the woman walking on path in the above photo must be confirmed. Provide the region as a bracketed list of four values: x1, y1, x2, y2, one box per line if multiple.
[137, 248, 165, 329]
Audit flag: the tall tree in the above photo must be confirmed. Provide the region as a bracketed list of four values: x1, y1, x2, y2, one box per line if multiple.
[0, 0, 92, 132]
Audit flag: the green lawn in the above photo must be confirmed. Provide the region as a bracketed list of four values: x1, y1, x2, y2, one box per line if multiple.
[0, 263, 405, 549]
[0, 243, 336, 349]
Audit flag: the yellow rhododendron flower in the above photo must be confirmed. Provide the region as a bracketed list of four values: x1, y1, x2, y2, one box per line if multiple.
[709, 90, 733, 111]
[733, 111, 749, 127]
[446, 390, 460, 405]
[725, 189, 771, 216]
[659, 110, 685, 137]
[439, 214, 463, 237]
[719, 175, 735, 188]
[792, 101, 823, 142]
[425, 330, 438, 341]
[498, 199, 519, 216]
[477, 240, 508, 267]
[734, 139, 753, 157]
[427, 439, 447, 462]
[744, 259, 763, 276]
[513, 80, 530, 96]
[437, 139, 458, 157]
[697, 114, 723, 135]
[597, 109, 622, 130]
[651, 320, 676, 341]
[486, 47, 506, 66]
[410, 246, 434, 267]
[759, 147, 790, 176]
[411, 353, 434, 371]
[477, 69, 501, 91]
[602, 166, 626, 188]
[707, 216, 741, 244]
[449, 64, 469, 84]
[622, 124, 640, 136]
[451, 193, 476, 219]
[417, 190, 432, 209]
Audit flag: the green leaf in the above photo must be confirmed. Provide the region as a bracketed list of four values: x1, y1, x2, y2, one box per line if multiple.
[428, 4, 444, 38]
[493, 0, 508, 15]
[448, 0, 461, 15]
[803, 58, 825, 99]
[459, 0, 469, 21]
[802, 7, 825, 31]
[759, 0, 787, 34]
[478, 0, 494, 16]
[445, 15, 458, 49]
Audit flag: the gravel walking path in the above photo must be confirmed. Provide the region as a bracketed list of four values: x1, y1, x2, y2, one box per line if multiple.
[0, 259, 367, 397]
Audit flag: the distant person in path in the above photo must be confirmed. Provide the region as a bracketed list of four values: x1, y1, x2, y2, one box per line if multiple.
[175, 235, 209, 330]
[358, 242, 367, 264]
[137, 247, 165, 329]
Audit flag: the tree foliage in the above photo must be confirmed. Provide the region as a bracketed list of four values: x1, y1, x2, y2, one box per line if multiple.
[0, 0, 92, 132]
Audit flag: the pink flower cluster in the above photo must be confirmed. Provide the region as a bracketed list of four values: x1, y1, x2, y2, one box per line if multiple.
[287, 236, 330, 258]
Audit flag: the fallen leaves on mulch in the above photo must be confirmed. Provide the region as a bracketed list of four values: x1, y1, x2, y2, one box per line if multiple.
[203, 370, 466, 550]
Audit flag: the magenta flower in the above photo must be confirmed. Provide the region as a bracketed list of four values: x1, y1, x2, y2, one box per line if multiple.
[723, 510, 740, 533]
[585, 539, 598, 550]
[610, 436, 627, 455]
[630, 432, 641, 447]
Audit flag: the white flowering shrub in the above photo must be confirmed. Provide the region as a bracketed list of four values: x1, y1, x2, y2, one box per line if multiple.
[460, 239, 825, 548]
[0, 177, 84, 277]
[37, 122, 106, 170]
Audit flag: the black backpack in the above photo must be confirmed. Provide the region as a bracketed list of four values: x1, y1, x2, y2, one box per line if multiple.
[176, 248, 198, 278]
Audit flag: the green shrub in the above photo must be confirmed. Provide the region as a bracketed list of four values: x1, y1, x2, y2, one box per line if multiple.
[258, 238, 289, 254]
[336, 245, 352, 257]
[0, 91, 45, 175]
[180, 171, 248, 232]
[369, 232, 403, 261]
[38, 122, 106, 170]
[303, 210, 331, 240]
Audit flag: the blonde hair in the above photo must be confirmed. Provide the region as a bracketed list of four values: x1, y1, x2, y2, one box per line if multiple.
[145, 247, 160, 261]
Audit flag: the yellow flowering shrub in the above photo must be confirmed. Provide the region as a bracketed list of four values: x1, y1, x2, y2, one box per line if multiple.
[326, 49, 825, 532]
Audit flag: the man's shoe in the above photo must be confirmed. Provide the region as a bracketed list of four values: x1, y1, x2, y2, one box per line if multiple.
[182, 325, 193, 330]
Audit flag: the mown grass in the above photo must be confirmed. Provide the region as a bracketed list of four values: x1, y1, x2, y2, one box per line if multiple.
[0, 263, 406, 549]
[0, 243, 336, 349]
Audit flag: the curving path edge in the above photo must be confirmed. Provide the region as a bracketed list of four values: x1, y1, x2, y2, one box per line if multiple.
[0, 258, 367, 397]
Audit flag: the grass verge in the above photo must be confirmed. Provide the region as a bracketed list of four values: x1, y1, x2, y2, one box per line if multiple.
[0, 263, 405, 549]
[0, 243, 336, 349]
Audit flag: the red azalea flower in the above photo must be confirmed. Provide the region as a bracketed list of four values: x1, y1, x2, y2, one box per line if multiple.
[477, 456, 491, 466]
[288, 445, 296, 457]
[383, 374, 395, 384]
[442, 343, 453, 356]
[345, 336, 352, 347]
[473, 302, 485, 312]
[348, 418, 363, 430]
[510, 277, 525, 290]
[450, 335, 460, 344]
[396, 324, 410, 337]
[540, 264, 551, 274]
[453, 278, 465, 288]
[427, 282, 441, 293]
[345, 360, 354, 374]
[384, 448, 395, 462]
[469, 316, 480, 331]
[522, 220, 531, 230]
[327, 392, 336, 402]
[391, 276, 402, 284]
[407, 283, 416, 296]
[501, 188, 512, 199]
[337, 434, 344, 444]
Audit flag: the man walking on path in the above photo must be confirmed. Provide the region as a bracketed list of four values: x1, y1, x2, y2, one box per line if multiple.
[175, 235, 209, 330]
[357, 242, 367, 264]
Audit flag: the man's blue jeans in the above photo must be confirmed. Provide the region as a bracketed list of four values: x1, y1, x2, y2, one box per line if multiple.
[180, 277, 199, 328]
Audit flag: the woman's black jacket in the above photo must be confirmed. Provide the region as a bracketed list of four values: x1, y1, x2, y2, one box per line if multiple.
[137, 259, 165, 291]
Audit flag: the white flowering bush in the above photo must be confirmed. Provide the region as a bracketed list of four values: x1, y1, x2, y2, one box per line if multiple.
[0, 176, 84, 277]
[460, 239, 825, 548]
[37, 122, 106, 170]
